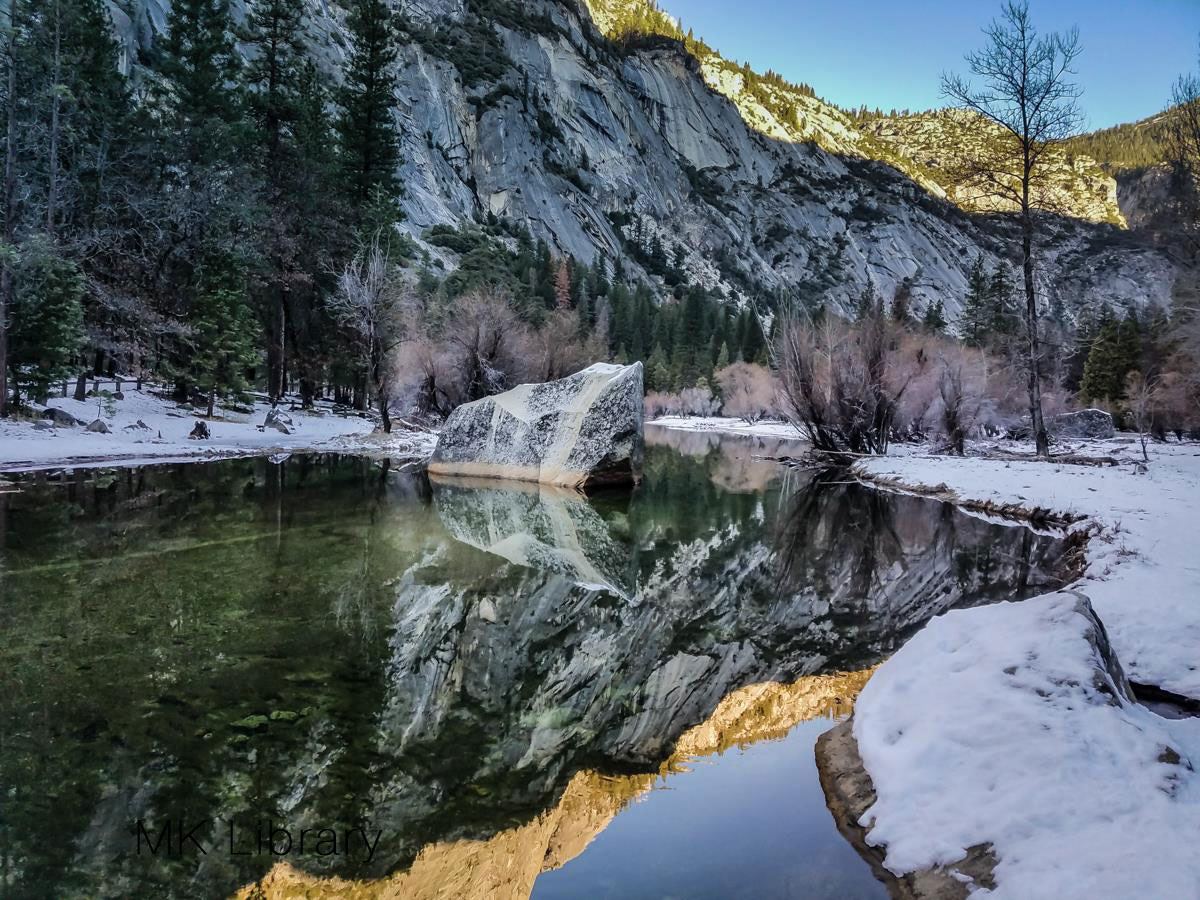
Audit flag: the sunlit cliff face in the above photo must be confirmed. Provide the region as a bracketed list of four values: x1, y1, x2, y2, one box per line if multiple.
[234, 669, 877, 900]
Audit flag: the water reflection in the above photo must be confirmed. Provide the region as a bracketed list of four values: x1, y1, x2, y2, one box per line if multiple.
[234, 670, 879, 900]
[0, 438, 1063, 898]
[430, 475, 635, 599]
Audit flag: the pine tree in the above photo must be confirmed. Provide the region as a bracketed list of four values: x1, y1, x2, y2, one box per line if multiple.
[242, 0, 311, 402]
[922, 299, 947, 333]
[646, 343, 670, 393]
[891, 277, 914, 327]
[8, 239, 84, 403]
[739, 307, 765, 363]
[187, 251, 259, 415]
[337, 0, 400, 204]
[960, 255, 990, 346]
[154, 0, 246, 168]
[715, 341, 730, 370]
[855, 280, 880, 321]
[987, 262, 1017, 337]
[242, 0, 307, 170]
[1079, 309, 1133, 402]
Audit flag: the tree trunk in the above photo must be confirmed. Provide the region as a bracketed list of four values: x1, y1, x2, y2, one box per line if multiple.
[371, 344, 391, 433]
[352, 374, 366, 411]
[73, 372, 86, 401]
[0, 0, 18, 418]
[45, 0, 60, 234]
[266, 286, 285, 404]
[378, 392, 391, 433]
[206, 389, 215, 418]
[1021, 208, 1050, 457]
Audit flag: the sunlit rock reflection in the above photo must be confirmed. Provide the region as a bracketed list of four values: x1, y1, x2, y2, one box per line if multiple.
[234, 669, 877, 900]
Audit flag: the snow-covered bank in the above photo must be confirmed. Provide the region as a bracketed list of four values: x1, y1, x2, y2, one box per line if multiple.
[836, 440, 1200, 897]
[851, 592, 1200, 899]
[648, 415, 805, 441]
[855, 440, 1200, 698]
[0, 388, 436, 472]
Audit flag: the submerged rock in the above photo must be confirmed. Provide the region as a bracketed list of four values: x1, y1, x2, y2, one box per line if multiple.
[431, 476, 635, 598]
[1051, 408, 1115, 440]
[428, 363, 644, 490]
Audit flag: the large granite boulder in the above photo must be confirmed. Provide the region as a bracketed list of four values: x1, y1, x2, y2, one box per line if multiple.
[1051, 408, 1115, 440]
[428, 363, 644, 489]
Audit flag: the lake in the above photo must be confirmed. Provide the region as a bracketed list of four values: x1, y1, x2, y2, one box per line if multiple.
[0, 427, 1066, 899]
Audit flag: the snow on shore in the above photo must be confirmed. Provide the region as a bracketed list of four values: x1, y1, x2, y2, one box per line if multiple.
[847, 440, 1200, 897]
[0, 387, 436, 472]
[856, 440, 1200, 698]
[854, 592, 1200, 899]
[648, 415, 805, 440]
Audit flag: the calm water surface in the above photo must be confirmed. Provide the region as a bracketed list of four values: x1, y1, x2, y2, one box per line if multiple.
[0, 428, 1065, 899]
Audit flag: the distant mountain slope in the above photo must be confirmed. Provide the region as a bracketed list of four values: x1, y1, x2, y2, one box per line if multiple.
[584, 0, 1125, 227]
[1065, 109, 1177, 174]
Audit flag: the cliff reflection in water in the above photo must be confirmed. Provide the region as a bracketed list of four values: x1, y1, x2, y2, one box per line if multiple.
[0, 433, 1063, 898]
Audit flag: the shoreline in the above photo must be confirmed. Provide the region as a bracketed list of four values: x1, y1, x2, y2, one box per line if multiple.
[0, 387, 436, 474]
[651, 416, 1200, 897]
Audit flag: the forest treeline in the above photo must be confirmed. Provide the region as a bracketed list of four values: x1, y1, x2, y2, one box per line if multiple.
[0, 0, 782, 423]
[3, 0, 1199, 445]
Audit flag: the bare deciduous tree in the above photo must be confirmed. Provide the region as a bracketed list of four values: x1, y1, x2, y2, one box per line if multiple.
[1126, 371, 1157, 462]
[1168, 51, 1200, 256]
[942, 0, 1084, 458]
[329, 231, 413, 433]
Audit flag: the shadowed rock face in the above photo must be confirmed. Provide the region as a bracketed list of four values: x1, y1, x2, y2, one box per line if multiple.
[0, 443, 1063, 897]
[428, 363, 644, 489]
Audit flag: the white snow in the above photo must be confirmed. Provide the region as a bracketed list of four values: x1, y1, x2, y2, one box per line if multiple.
[853, 592, 1200, 899]
[647, 415, 805, 441]
[0, 385, 436, 472]
[845, 438, 1200, 897]
[856, 439, 1200, 698]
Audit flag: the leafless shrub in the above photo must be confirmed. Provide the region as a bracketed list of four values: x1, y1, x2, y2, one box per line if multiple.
[1126, 371, 1157, 461]
[522, 309, 607, 383]
[643, 387, 721, 418]
[776, 305, 912, 456]
[715, 362, 778, 423]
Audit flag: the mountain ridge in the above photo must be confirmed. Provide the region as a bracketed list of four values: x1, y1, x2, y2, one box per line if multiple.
[102, 0, 1180, 321]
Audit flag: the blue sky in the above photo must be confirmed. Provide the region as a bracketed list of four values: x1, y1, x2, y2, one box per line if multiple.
[662, 1, 1198, 130]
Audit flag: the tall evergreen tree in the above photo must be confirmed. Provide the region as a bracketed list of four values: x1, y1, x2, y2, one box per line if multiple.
[987, 262, 1017, 337]
[960, 255, 990, 345]
[242, 0, 311, 401]
[154, 0, 245, 168]
[8, 237, 83, 403]
[922, 299, 947, 334]
[1079, 308, 1141, 403]
[337, 0, 400, 204]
